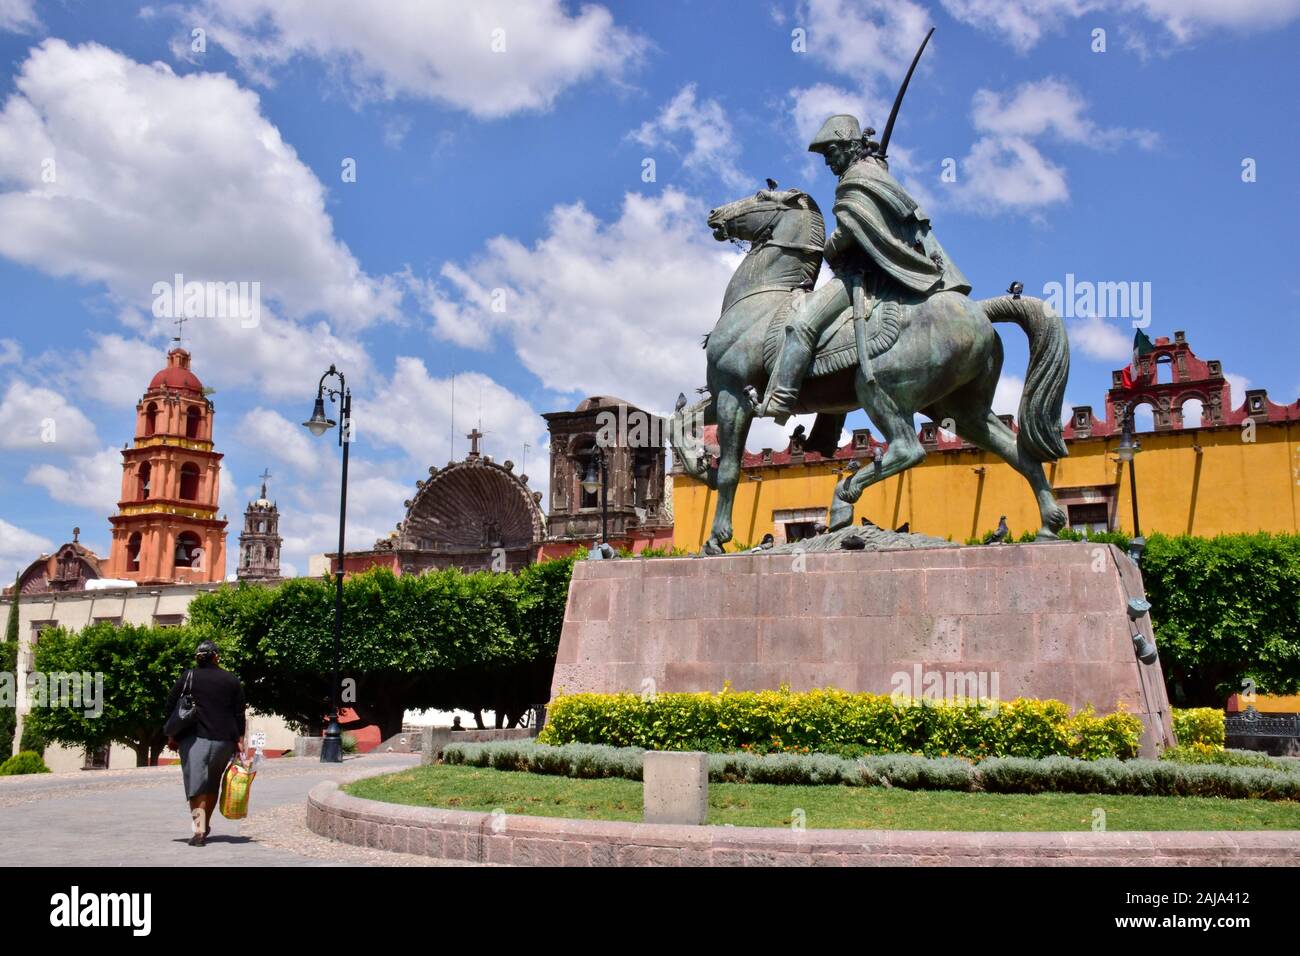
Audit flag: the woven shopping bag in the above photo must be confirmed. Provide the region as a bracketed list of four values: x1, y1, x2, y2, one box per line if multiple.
[219, 753, 258, 820]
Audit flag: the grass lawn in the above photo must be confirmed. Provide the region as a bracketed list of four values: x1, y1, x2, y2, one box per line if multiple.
[344, 765, 1300, 831]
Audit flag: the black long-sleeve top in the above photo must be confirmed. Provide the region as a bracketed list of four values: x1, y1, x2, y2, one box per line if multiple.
[164, 665, 246, 742]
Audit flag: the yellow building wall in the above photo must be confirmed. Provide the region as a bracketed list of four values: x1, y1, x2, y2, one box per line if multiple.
[673, 421, 1300, 550]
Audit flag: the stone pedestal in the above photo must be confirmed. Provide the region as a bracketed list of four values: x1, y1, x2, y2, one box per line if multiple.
[643, 751, 709, 825]
[550, 543, 1175, 757]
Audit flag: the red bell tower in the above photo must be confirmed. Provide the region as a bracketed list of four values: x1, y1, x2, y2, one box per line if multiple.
[105, 348, 227, 583]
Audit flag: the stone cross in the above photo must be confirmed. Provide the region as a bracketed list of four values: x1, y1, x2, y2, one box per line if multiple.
[466, 427, 484, 457]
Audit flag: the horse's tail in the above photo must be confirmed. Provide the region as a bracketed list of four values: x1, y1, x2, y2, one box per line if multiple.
[982, 295, 1070, 462]
[668, 395, 718, 490]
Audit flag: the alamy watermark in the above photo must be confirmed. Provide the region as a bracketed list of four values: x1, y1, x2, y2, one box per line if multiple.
[890, 665, 1000, 710]
[1, 671, 104, 717]
[1042, 273, 1151, 327]
[152, 273, 261, 328]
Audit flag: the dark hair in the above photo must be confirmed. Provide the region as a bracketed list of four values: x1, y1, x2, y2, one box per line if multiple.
[195, 640, 220, 668]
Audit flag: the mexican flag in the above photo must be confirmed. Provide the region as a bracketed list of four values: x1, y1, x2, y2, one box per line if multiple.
[1120, 329, 1155, 389]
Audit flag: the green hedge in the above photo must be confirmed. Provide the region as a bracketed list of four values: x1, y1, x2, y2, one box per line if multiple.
[0, 750, 50, 776]
[538, 689, 1143, 760]
[443, 741, 1300, 801]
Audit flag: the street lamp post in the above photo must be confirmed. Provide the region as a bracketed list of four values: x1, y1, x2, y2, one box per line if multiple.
[303, 365, 350, 763]
[580, 445, 609, 545]
[1116, 404, 1145, 563]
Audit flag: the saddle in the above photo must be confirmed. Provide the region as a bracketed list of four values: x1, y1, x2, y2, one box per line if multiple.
[762, 290, 906, 381]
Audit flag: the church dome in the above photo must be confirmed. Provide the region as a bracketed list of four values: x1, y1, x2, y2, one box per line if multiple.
[575, 395, 634, 412]
[148, 348, 204, 393]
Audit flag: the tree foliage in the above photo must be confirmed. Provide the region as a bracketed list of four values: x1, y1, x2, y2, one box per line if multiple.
[188, 558, 576, 740]
[1140, 533, 1300, 706]
[26, 622, 217, 766]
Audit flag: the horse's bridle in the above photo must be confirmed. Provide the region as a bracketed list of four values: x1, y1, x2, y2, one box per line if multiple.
[717, 201, 823, 256]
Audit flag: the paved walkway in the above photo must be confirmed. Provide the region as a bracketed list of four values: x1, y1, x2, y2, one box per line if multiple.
[0, 753, 468, 866]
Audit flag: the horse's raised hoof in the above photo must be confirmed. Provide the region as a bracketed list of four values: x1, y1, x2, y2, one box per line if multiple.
[1034, 528, 1062, 541]
[701, 538, 726, 556]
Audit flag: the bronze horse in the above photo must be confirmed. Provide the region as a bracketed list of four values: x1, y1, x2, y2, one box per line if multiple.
[669, 186, 1070, 554]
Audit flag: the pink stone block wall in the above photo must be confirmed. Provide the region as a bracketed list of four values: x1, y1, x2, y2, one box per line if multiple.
[549, 543, 1175, 756]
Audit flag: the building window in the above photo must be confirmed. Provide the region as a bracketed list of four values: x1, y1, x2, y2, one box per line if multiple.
[174, 532, 202, 568]
[137, 461, 151, 500]
[1067, 502, 1111, 535]
[26, 621, 56, 672]
[185, 406, 201, 439]
[179, 463, 200, 500]
[772, 508, 826, 544]
[153, 614, 185, 628]
[83, 745, 111, 770]
[784, 521, 819, 543]
[145, 402, 158, 436]
[92, 617, 122, 627]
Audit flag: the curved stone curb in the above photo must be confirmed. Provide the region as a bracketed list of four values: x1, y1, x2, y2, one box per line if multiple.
[306, 782, 1300, 866]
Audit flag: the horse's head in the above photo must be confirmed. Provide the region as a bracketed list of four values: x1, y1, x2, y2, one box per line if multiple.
[706, 185, 824, 257]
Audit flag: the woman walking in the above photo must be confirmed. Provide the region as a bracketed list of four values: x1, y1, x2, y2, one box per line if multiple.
[164, 640, 245, 846]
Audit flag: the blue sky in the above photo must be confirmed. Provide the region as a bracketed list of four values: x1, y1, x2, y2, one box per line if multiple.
[1, 0, 1298, 579]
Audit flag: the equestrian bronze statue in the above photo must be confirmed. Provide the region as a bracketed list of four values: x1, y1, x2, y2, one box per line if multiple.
[668, 38, 1070, 555]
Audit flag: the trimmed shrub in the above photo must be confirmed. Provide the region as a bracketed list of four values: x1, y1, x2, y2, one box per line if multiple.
[0, 750, 51, 776]
[539, 689, 1143, 760]
[1160, 744, 1297, 772]
[441, 741, 1300, 800]
[1172, 708, 1225, 747]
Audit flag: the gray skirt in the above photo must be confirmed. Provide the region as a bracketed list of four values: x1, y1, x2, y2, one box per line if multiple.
[178, 735, 237, 799]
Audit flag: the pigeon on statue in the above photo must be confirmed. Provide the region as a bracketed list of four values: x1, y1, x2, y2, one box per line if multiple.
[988, 516, 1009, 544]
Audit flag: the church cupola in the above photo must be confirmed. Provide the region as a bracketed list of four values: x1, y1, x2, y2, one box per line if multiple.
[104, 347, 227, 584]
[237, 469, 283, 582]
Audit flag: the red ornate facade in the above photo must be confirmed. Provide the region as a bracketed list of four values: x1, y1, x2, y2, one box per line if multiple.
[105, 348, 227, 583]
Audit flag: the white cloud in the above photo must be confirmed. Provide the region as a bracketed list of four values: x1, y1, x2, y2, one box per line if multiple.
[358, 359, 547, 477]
[1068, 315, 1132, 362]
[631, 85, 751, 191]
[26, 446, 122, 512]
[944, 79, 1155, 215]
[951, 136, 1069, 213]
[0, 0, 39, 34]
[1226, 372, 1250, 408]
[993, 374, 1027, 417]
[1135, 0, 1300, 39]
[0, 40, 400, 334]
[971, 78, 1157, 150]
[0, 517, 51, 582]
[422, 189, 740, 415]
[0, 380, 99, 452]
[382, 114, 412, 149]
[941, 0, 1102, 53]
[182, 0, 647, 118]
[941, 0, 1300, 50]
[795, 0, 932, 88]
[232, 407, 330, 475]
[0, 338, 21, 366]
[75, 335, 169, 409]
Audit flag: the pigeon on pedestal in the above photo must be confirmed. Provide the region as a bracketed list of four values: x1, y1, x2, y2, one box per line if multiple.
[987, 515, 1009, 544]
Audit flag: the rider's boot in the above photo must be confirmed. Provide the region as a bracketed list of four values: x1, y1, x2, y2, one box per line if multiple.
[757, 319, 815, 423]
